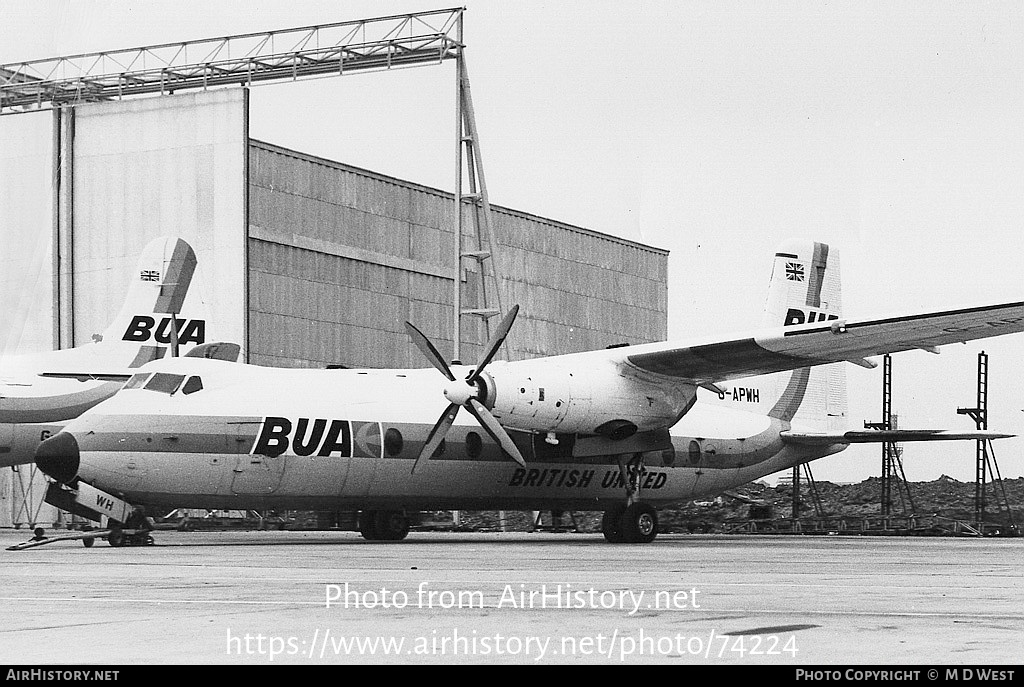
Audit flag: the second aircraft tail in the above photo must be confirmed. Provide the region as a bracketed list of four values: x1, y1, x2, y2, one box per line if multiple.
[89, 236, 209, 368]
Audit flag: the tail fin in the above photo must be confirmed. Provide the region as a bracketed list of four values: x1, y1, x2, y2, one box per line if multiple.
[94, 237, 209, 367]
[762, 240, 847, 431]
[762, 240, 841, 329]
[701, 241, 847, 431]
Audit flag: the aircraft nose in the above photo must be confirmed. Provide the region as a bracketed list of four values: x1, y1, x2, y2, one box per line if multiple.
[35, 432, 80, 484]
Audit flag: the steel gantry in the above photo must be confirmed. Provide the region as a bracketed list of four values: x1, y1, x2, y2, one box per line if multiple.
[0, 9, 464, 111]
[452, 35, 508, 363]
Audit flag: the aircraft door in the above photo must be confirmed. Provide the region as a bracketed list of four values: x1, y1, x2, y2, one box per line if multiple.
[230, 418, 286, 495]
[337, 421, 383, 498]
[225, 419, 261, 459]
[688, 439, 713, 494]
[231, 454, 287, 495]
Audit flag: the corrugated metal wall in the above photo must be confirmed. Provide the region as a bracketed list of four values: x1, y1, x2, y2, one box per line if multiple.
[247, 141, 668, 369]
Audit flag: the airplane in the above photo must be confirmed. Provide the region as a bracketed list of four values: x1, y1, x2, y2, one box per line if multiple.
[0, 236, 236, 470]
[33, 240, 1023, 545]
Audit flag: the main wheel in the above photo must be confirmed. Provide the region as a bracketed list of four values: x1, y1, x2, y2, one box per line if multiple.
[358, 510, 379, 540]
[619, 503, 659, 543]
[374, 511, 410, 541]
[107, 529, 126, 547]
[602, 506, 626, 543]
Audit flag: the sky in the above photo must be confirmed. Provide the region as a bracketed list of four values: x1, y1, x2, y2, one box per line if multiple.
[1, 0, 1022, 484]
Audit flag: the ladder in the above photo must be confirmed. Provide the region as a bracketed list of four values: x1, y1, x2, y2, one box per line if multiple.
[452, 43, 508, 364]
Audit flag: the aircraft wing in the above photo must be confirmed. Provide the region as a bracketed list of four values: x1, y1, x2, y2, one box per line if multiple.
[780, 429, 1014, 446]
[620, 301, 1024, 384]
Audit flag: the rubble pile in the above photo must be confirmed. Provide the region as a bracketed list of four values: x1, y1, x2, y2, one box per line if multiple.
[457, 476, 1024, 535]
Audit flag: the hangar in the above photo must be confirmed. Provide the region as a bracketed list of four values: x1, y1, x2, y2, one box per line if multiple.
[0, 10, 668, 526]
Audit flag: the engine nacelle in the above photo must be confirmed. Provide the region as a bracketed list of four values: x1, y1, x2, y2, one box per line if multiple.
[483, 359, 696, 436]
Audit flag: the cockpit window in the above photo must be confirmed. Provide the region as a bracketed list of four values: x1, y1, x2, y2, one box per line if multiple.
[144, 373, 185, 394]
[123, 373, 151, 390]
[181, 376, 203, 395]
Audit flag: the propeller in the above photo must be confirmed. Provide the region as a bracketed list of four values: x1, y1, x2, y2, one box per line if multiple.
[405, 305, 526, 474]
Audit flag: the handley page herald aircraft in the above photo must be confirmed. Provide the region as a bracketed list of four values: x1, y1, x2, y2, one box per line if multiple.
[33, 241, 1022, 544]
[0, 236, 237, 470]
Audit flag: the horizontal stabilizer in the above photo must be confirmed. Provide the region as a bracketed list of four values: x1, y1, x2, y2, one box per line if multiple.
[38, 372, 132, 383]
[34, 343, 240, 383]
[781, 429, 1014, 445]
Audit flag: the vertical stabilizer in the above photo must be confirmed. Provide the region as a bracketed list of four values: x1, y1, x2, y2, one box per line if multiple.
[95, 236, 208, 367]
[763, 241, 841, 329]
[763, 241, 847, 431]
[701, 240, 847, 431]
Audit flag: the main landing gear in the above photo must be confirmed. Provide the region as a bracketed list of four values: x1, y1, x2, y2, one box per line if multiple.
[358, 510, 411, 541]
[602, 452, 660, 543]
[602, 503, 659, 544]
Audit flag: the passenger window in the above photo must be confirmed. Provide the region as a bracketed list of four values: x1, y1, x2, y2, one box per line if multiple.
[123, 373, 150, 390]
[688, 441, 701, 466]
[384, 428, 403, 457]
[144, 373, 185, 394]
[466, 431, 483, 459]
[181, 376, 203, 395]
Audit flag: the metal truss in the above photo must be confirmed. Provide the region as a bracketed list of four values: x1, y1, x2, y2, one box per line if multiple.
[866, 354, 915, 517]
[0, 7, 463, 112]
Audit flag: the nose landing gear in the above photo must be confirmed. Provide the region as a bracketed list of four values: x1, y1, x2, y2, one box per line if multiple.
[106, 528, 155, 547]
[106, 512, 156, 547]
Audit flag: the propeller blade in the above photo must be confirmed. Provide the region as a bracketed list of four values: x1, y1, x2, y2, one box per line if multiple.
[411, 403, 461, 474]
[466, 399, 527, 468]
[405, 321, 455, 381]
[467, 304, 519, 383]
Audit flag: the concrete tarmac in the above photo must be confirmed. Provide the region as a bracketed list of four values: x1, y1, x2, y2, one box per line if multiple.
[0, 529, 1021, 665]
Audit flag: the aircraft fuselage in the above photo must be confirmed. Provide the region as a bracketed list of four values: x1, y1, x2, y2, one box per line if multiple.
[0, 353, 124, 468]
[52, 360, 845, 513]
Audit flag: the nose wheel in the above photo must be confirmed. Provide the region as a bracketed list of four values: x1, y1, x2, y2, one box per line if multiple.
[106, 528, 155, 547]
[107, 512, 156, 547]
